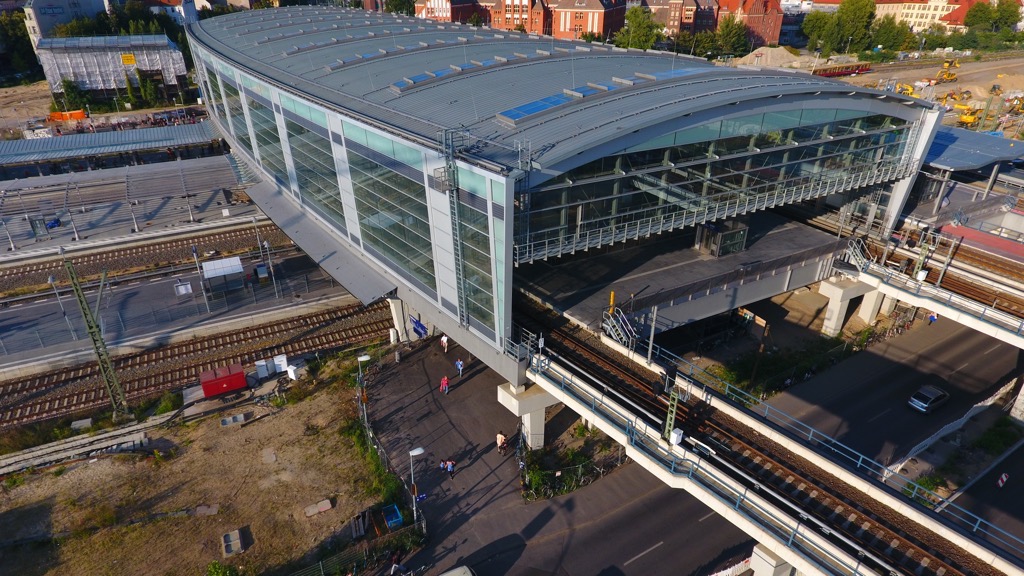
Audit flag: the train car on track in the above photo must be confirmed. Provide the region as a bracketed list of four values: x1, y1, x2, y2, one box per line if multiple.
[812, 62, 872, 77]
[200, 364, 248, 399]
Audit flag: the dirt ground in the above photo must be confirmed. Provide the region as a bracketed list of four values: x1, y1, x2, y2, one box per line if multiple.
[0, 80, 55, 124]
[0, 370, 377, 576]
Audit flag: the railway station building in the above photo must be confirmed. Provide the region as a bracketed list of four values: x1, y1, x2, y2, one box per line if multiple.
[186, 6, 951, 441]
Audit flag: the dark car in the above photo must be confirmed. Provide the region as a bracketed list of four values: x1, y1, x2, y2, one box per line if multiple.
[908, 385, 950, 414]
[45, 217, 62, 230]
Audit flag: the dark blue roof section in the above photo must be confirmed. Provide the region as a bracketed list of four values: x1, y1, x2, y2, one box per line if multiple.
[925, 126, 1023, 171]
[498, 94, 575, 123]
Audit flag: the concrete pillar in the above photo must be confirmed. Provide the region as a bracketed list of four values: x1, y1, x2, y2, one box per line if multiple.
[818, 278, 873, 337]
[982, 163, 1000, 201]
[749, 544, 797, 576]
[522, 409, 546, 450]
[880, 294, 898, 317]
[857, 289, 885, 324]
[387, 297, 410, 343]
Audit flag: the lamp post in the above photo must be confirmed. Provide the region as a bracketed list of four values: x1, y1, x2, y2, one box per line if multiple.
[846, 36, 853, 55]
[409, 446, 425, 523]
[64, 183, 80, 241]
[49, 275, 78, 340]
[251, 216, 264, 262]
[0, 219, 15, 251]
[192, 245, 211, 313]
[264, 239, 279, 298]
[357, 353, 371, 387]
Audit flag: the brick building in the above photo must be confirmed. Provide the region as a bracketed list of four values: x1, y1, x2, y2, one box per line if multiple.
[717, 0, 782, 48]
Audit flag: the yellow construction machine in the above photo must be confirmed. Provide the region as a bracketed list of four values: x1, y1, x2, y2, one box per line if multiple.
[990, 84, 1004, 96]
[895, 83, 921, 98]
[957, 107, 984, 128]
[935, 58, 960, 83]
[937, 89, 972, 106]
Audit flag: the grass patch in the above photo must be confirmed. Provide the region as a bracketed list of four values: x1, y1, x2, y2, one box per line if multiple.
[152, 391, 184, 416]
[973, 417, 1023, 456]
[339, 419, 403, 504]
[3, 473, 26, 489]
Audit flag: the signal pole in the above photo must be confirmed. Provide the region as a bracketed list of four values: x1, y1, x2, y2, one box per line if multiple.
[60, 247, 130, 421]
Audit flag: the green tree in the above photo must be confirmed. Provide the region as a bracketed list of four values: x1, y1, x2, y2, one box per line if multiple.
[0, 11, 37, 73]
[870, 14, 914, 50]
[832, 0, 875, 53]
[125, 73, 138, 107]
[993, 0, 1021, 31]
[385, 0, 415, 16]
[963, 2, 994, 30]
[51, 17, 99, 37]
[205, 561, 239, 576]
[693, 30, 717, 57]
[467, 13, 483, 27]
[514, 23, 527, 33]
[60, 79, 91, 111]
[671, 30, 694, 54]
[580, 31, 603, 42]
[801, 11, 834, 51]
[611, 6, 662, 49]
[716, 14, 749, 55]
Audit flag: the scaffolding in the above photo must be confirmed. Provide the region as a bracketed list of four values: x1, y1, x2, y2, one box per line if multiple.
[37, 35, 188, 96]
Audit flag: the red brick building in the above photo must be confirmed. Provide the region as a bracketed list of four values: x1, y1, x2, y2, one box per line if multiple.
[716, 0, 782, 48]
[546, 0, 626, 40]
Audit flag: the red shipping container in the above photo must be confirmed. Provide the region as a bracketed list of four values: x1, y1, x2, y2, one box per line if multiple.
[200, 363, 248, 398]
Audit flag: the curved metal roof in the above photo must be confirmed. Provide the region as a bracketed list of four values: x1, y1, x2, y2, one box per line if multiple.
[187, 6, 930, 172]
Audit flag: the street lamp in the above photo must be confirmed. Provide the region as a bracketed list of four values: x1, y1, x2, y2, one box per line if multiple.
[409, 446, 425, 523]
[251, 216, 264, 262]
[0, 219, 15, 251]
[48, 275, 78, 340]
[846, 36, 853, 54]
[192, 245, 211, 313]
[63, 183, 80, 241]
[357, 353, 371, 387]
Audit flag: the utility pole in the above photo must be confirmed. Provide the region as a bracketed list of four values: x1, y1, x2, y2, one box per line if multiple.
[61, 248, 130, 421]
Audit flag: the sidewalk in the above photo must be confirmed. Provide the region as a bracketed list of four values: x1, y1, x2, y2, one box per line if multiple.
[365, 340, 674, 572]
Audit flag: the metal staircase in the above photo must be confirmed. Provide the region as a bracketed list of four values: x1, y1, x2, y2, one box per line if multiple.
[437, 129, 468, 326]
[602, 307, 638, 348]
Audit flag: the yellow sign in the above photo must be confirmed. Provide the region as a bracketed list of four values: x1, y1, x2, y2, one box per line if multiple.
[121, 53, 136, 66]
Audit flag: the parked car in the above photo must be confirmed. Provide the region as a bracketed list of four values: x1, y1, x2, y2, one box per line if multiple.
[908, 385, 950, 414]
[45, 217, 62, 230]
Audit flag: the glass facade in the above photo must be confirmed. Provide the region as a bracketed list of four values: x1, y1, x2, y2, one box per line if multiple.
[457, 168, 495, 332]
[242, 77, 288, 188]
[518, 109, 911, 245]
[221, 81, 253, 154]
[344, 120, 436, 295]
[203, 63, 221, 118]
[280, 95, 344, 231]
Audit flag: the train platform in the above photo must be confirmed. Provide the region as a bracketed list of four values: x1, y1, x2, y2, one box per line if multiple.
[514, 212, 838, 330]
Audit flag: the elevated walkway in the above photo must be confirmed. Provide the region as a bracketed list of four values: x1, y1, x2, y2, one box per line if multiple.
[846, 239, 1024, 348]
[518, 352, 1023, 576]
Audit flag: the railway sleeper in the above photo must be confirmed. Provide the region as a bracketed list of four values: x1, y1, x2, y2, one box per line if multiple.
[842, 512, 856, 529]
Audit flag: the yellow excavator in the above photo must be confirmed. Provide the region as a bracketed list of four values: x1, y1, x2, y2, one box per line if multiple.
[935, 58, 960, 83]
[957, 106, 984, 128]
[895, 83, 921, 98]
[937, 89, 972, 106]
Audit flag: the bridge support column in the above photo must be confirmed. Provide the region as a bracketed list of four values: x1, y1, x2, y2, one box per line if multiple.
[818, 277, 873, 337]
[749, 544, 797, 576]
[387, 297, 410, 343]
[857, 289, 885, 325]
[498, 382, 559, 450]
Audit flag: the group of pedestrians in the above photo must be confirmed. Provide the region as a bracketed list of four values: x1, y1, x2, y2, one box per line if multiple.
[437, 334, 467, 396]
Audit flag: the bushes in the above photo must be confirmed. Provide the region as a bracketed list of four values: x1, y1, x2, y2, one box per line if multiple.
[973, 417, 1023, 456]
[339, 419, 403, 504]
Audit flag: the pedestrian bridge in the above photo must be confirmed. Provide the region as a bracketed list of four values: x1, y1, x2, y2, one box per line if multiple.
[845, 239, 1024, 350]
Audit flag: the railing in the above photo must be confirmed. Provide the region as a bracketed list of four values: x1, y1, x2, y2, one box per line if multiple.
[529, 353, 875, 576]
[629, 317, 1024, 564]
[512, 158, 914, 265]
[601, 307, 637, 347]
[847, 238, 1024, 336]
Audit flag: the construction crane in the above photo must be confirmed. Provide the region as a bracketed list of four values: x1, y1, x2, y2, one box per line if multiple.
[60, 248, 130, 421]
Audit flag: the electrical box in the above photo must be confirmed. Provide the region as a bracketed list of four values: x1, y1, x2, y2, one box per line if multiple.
[670, 428, 684, 446]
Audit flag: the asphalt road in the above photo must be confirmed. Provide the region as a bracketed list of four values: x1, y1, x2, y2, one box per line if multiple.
[955, 442, 1024, 562]
[765, 321, 1022, 465]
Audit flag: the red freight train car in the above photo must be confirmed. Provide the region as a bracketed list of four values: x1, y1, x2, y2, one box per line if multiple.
[200, 364, 248, 398]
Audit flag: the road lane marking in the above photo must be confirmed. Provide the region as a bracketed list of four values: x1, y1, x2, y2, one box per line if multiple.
[623, 541, 663, 566]
[867, 408, 891, 424]
[984, 344, 1001, 355]
[698, 512, 716, 522]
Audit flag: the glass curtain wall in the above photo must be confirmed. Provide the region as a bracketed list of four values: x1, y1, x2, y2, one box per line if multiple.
[221, 81, 253, 154]
[456, 169, 495, 332]
[518, 109, 911, 244]
[203, 63, 221, 117]
[244, 80, 288, 188]
[344, 125, 435, 295]
[280, 98, 344, 232]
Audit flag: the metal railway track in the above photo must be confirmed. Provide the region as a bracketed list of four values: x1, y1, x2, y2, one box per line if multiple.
[514, 297, 998, 576]
[0, 302, 392, 429]
[0, 223, 286, 295]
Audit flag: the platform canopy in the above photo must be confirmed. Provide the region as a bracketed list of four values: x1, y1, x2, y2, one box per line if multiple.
[201, 256, 244, 279]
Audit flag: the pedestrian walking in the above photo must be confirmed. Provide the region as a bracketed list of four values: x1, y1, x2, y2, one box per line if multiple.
[446, 459, 456, 479]
[389, 551, 408, 575]
[455, 358, 464, 378]
[441, 334, 449, 353]
[497, 430, 507, 456]
[439, 375, 450, 395]
[928, 312, 938, 325]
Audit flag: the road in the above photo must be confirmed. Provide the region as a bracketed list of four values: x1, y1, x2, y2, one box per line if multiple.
[766, 321, 1022, 466]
